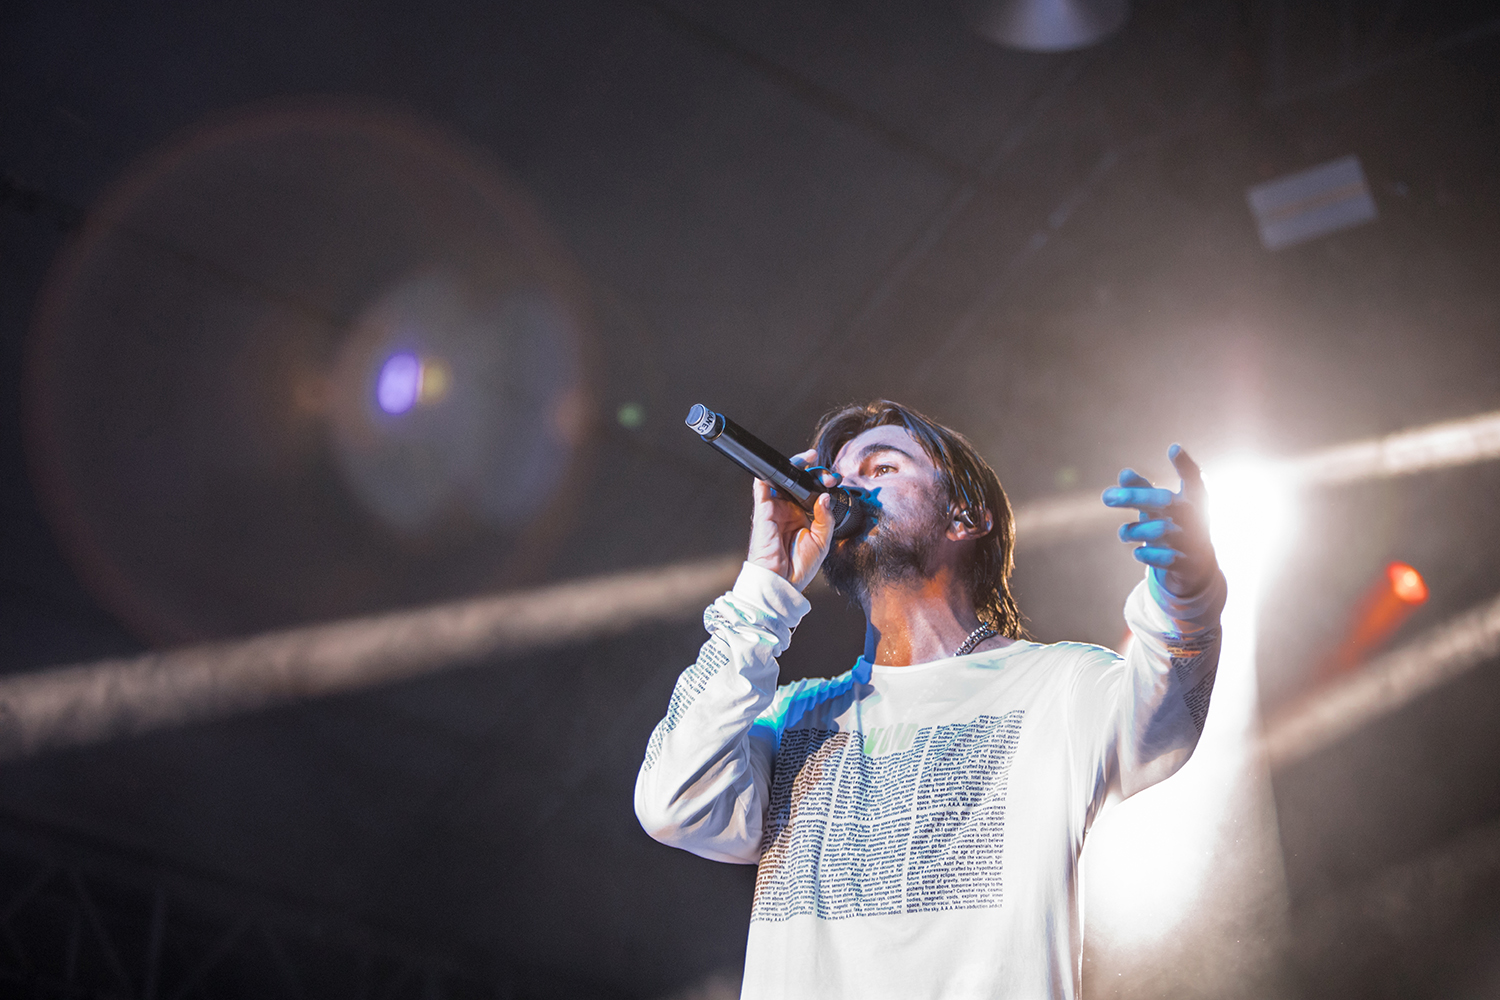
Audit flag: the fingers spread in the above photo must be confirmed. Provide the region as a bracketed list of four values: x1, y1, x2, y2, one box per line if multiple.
[1169, 444, 1204, 488]
[1118, 518, 1179, 542]
[1132, 545, 1182, 568]
[1104, 447, 1215, 578]
[1102, 486, 1177, 510]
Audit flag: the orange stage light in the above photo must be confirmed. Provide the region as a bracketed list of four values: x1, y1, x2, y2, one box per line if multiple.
[1389, 562, 1428, 604]
[1323, 562, 1429, 680]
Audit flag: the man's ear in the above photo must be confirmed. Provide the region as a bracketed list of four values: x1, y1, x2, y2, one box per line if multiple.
[949, 506, 993, 541]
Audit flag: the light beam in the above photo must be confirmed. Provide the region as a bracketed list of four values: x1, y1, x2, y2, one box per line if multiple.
[0, 556, 740, 760]
[3, 409, 1498, 760]
[1083, 454, 1296, 950]
[1286, 408, 1500, 485]
[1263, 589, 1500, 771]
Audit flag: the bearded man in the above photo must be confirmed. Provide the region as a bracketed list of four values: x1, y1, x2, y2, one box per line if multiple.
[635, 400, 1225, 1000]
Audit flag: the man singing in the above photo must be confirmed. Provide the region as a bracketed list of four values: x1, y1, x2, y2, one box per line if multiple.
[635, 400, 1225, 1000]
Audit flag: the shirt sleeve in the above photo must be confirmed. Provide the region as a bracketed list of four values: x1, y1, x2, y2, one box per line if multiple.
[634, 561, 810, 864]
[1068, 567, 1228, 822]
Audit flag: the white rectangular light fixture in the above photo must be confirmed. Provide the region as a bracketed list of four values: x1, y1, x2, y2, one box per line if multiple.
[1246, 155, 1378, 251]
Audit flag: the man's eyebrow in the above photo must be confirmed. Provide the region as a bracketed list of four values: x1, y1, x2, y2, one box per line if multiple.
[857, 443, 919, 463]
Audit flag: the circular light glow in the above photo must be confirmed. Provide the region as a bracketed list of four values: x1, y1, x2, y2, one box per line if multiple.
[376, 352, 421, 414]
[331, 277, 586, 537]
[617, 402, 645, 429]
[24, 105, 592, 641]
[1388, 562, 1428, 604]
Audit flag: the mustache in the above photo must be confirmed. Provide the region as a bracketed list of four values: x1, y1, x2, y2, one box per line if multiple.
[821, 502, 941, 606]
[837, 502, 882, 537]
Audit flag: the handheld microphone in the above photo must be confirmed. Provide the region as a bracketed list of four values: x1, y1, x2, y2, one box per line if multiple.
[685, 404, 867, 539]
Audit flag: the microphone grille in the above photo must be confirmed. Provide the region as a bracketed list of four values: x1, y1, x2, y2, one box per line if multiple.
[685, 404, 721, 438]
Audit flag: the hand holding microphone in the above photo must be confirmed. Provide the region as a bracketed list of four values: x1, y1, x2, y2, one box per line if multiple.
[749, 451, 839, 591]
[686, 405, 868, 592]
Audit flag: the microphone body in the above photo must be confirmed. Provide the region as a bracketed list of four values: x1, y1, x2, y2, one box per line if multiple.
[686, 405, 866, 539]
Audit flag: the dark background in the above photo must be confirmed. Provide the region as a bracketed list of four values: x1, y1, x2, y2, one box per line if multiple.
[2, 1, 1499, 997]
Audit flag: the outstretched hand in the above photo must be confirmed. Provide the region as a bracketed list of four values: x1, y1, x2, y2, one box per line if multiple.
[1101, 444, 1218, 598]
[746, 448, 838, 592]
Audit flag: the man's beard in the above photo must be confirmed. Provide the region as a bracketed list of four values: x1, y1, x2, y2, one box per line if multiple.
[821, 486, 949, 609]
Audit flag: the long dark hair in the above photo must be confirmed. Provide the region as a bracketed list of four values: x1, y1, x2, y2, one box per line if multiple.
[812, 400, 1028, 639]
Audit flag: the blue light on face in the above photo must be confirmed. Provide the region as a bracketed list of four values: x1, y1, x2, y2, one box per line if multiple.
[376, 352, 421, 414]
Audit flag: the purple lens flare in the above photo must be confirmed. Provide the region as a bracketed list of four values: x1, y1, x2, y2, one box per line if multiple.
[376, 352, 421, 414]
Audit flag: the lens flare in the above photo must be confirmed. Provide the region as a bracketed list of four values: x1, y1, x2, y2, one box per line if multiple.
[376, 352, 421, 414]
[417, 358, 451, 404]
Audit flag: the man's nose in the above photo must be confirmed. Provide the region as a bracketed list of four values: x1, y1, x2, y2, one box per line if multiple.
[835, 469, 866, 489]
[835, 475, 877, 500]
[841, 483, 875, 507]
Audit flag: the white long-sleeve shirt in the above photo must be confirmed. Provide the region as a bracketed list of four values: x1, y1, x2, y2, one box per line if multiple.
[636, 562, 1225, 1000]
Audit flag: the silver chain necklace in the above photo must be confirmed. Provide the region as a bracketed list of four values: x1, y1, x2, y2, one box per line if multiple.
[953, 623, 999, 657]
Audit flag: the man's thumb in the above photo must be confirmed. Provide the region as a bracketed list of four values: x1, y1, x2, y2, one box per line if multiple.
[810, 493, 835, 544]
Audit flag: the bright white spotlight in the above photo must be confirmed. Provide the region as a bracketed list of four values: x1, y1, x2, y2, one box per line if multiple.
[1203, 454, 1299, 598]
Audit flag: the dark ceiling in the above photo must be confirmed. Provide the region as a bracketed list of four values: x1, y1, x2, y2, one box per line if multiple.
[2, 1, 1500, 997]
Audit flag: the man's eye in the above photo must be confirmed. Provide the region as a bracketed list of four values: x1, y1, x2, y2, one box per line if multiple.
[873, 464, 896, 476]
